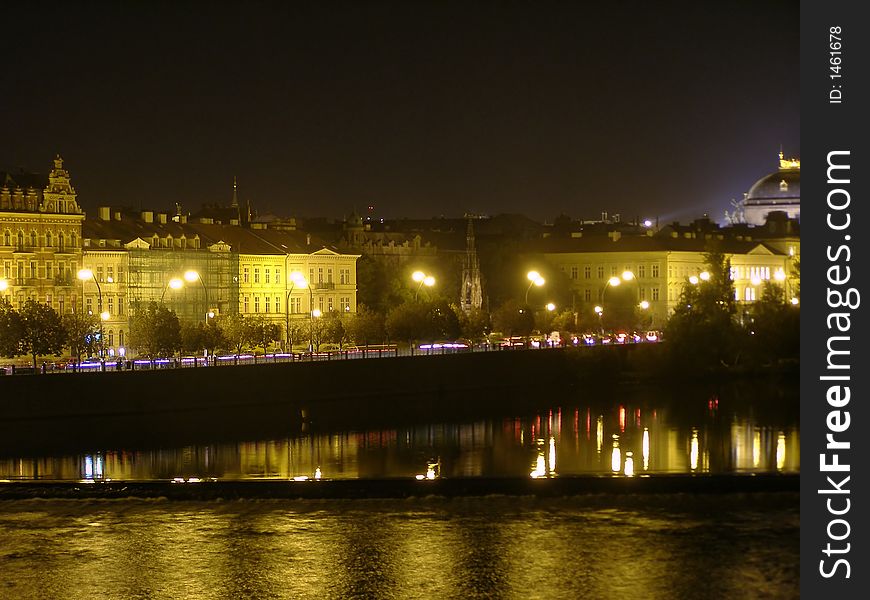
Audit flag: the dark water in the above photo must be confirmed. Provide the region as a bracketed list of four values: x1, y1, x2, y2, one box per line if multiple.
[0, 494, 799, 600]
[0, 381, 798, 482]
[0, 381, 799, 598]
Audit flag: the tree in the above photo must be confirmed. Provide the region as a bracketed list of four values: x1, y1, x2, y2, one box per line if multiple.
[320, 311, 351, 349]
[664, 249, 740, 370]
[19, 300, 66, 370]
[247, 315, 282, 356]
[385, 300, 460, 344]
[0, 301, 23, 359]
[217, 313, 249, 357]
[129, 302, 182, 359]
[344, 304, 385, 346]
[491, 300, 535, 337]
[457, 306, 491, 342]
[63, 312, 99, 367]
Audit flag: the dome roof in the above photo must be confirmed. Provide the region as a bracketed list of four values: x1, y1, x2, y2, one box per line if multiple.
[745, 161, 800, 204]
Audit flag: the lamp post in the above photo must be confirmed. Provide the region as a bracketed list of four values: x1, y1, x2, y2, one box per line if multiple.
[184, 270, 211, 323]
[160, 277, 184, 303]
[289, 272, 317, 351]
[525, 271, 545, 304]
[600, 271, 637, 332]
[412, 271, 435, 301]
[284, 273, 306, 352]
[78, 268, 108, 362]
[594, 305, 604, 335]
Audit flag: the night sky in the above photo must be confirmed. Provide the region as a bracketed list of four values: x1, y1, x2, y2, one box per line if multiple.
[5, 1, 798, 224]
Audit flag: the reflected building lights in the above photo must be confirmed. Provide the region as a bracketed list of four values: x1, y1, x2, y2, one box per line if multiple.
[624, 451, 635, 477]
[642, 428, 650, 471]
[596, 416, 604, 453]
[530, 453, 546, 479]
[753, 430, 762, 468]
[548, 436, 556, 476]
[776, 432, 786, 471]
[611, 435, 621, 473]
[690, 429, 699, 472]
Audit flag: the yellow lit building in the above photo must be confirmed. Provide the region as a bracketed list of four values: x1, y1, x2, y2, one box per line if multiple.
[0, 156, 85, 313]
[539, 231, 793, 329]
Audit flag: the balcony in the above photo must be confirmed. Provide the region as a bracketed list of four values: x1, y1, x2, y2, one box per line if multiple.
[314, 281, 335, 290]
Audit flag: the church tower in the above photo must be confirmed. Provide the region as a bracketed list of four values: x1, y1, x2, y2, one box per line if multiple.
[460, 217, 483, 314]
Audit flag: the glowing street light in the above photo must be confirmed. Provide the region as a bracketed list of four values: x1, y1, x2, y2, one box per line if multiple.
[774, 269, 786, 282]
[750, 276, 762, 287]
[184, 269, 212, 323]
[412, 271, 436, 300]
[639, 300, 650, 310]
[525, 271, 545, 303]
[546, 302, 556, 312]
[688, 275, 699, 285]
[78, 268, 106, 362]
[699, 271, 711, 281]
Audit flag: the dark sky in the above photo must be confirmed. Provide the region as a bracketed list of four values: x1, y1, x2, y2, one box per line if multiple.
[5, 0, 798, 223]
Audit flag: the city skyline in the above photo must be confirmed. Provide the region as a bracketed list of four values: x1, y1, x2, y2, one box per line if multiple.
[5, 1, 798, 222]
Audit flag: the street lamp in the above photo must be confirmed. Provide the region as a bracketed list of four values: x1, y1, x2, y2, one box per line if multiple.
[412, 271, 436, 300]
[525, 271, 545, 304]
[78, 268, 105, 361]
[0, 278, 8, 305]
[184, 270, 211, 323]
[289, 272, 317, 351]
[594, 305, 604, 334]
[160, 277, 184, 302]
[546, 302, 556, 312]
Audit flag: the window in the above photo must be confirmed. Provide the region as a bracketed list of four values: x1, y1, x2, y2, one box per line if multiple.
[120, 330, 125, 347]
[584, 289, 591, 301]
[638, 265, 646, 279]
[97, 267, 103, 282]
[118, 267, 125, 283]
[597, 266, 605, 279]
[45, 232, 52, 247]
[745, 287, 756, 301]
[264, 296, 270, 313]
[58, 232, 65, 250]
[46, 293, 52, 308]
[108, 331, 114, 346]
[309, 268, 314, 283]
[328, 297, 334, 312]
[291, 297, 301, 314]
[3, 231, 9, 246]
[86, 298, 93, 314]
[47, 263, 53, 279]
[254, 297, 260, 313]
[570, 266, 579, 280]
[254, 268, 260, 284]
[118, 298, 124, 316]
[610, 265, 618, 276]
[30, 262, 36, 278]
[30, 231, 37, 247]
[18, 232, 24, 249]
[318, 267, 324, 283]
[107, 266, 114, 282]
[651, 264, 659, 278]
[59, 298, 65, 314]
[275, 297, 280, 313]
[651, 287, 660, 301]
[639, 287, 646, 301]
[341, 297, 350, 312]
[275, 269, 281, 284]
[265, 268, 271, 284]
[318, 296, 324, 311]
[243, 267, 249, 283]
[584, 266, 591, 279]
[243, 296, 249, 313]
[340, 269, 348, 284]
[108, 297, 114, 315]
[327, 268, 333, 284]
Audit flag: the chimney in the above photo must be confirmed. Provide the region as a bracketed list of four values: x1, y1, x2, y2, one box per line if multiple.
[157, 213, 168, 224]
[113, 210, 122, 221]
[141, 210, 153, 223]
[306, 233, 311, 246]
[98, 206, 111, 221]
[179, 214, 188, 224]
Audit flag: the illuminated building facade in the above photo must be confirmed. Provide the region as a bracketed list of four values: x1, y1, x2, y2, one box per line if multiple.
[539, 228, 794, 329]
[0, 156, 84, 312]
[82, 209, 359, 356]
[730, 152, 800, 226]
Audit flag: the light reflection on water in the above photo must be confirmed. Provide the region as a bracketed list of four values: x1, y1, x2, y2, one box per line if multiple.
[0, 385, 799, 481]
[0, 495, 799, 600]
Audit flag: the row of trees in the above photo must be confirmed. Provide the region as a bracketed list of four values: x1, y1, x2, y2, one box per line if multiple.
[0, 300, 100, 369]
[664, 251, 799, 371]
